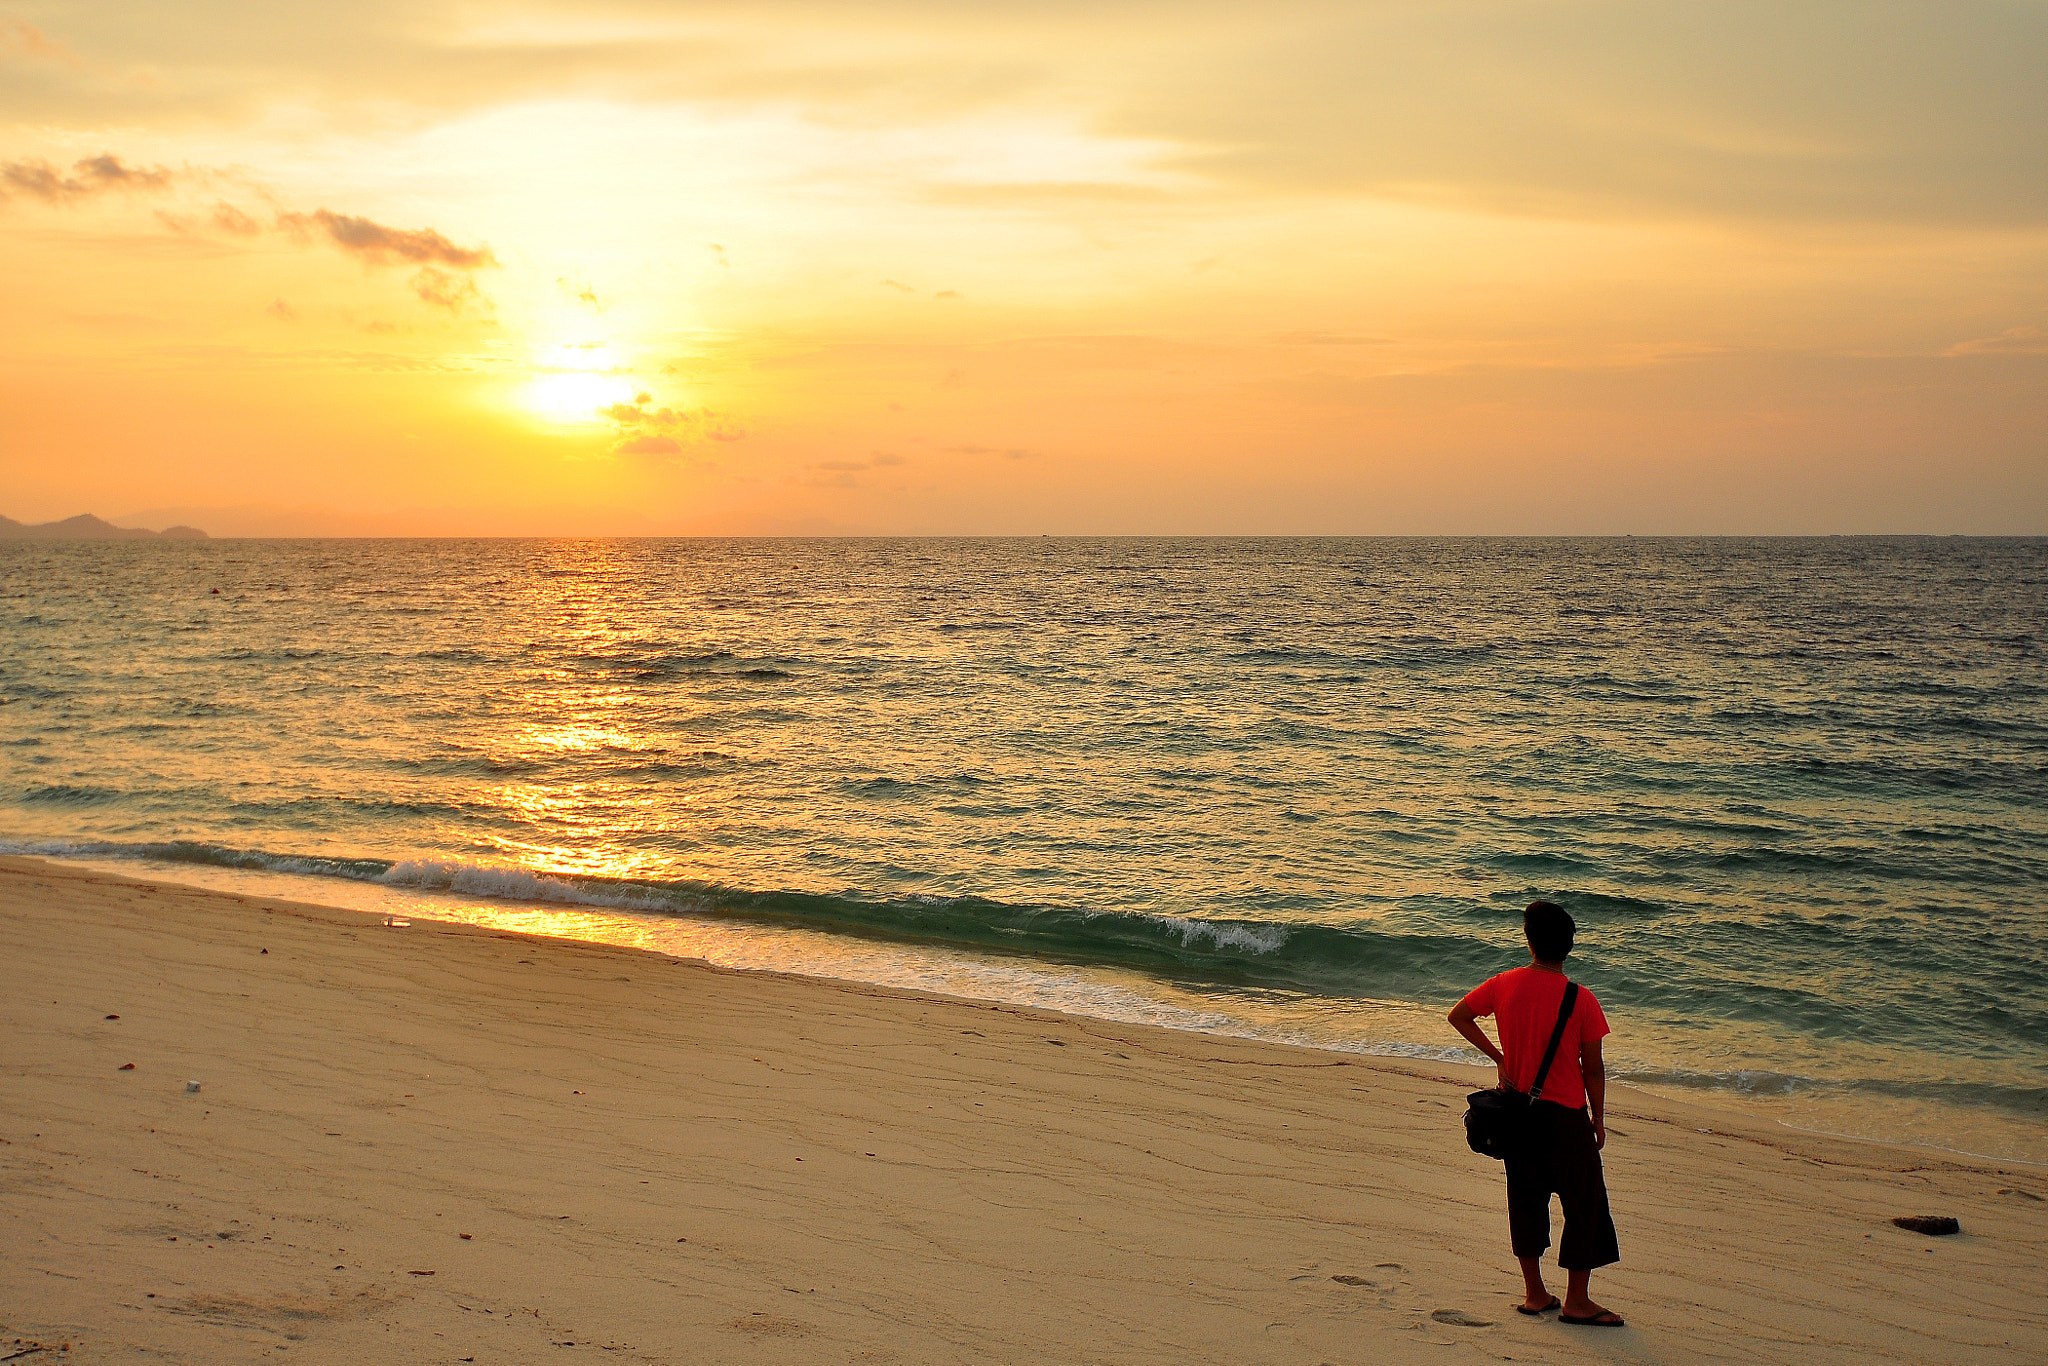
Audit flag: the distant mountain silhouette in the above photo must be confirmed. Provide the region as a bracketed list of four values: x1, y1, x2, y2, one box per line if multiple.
[0, 513, 208, 540]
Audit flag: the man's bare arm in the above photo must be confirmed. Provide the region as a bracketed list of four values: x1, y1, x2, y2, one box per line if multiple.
[1447, 1000, 1508, 1087]
[1582, 1036, 1607, 1149]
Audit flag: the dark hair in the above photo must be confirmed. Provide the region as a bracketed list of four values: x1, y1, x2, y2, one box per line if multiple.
[1524, 900, 1575, 962]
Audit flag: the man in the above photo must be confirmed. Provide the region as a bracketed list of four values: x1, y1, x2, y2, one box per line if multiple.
[1447, 900, 1624, 1327]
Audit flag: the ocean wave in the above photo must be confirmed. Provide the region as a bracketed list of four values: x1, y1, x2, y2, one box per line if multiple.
[377, 858, 671, 909]
[10, 833, 2048, 1146]
[9, 829, 2045, 1068]
[4, 837, 1486, 996]
[19, 784, 124, 806]
[0, 837, 391, 883]
[1615, 1063, 2048, 1122]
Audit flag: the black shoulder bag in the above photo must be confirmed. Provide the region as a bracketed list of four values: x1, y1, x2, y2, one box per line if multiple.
[1463, 981, 1579, 1161]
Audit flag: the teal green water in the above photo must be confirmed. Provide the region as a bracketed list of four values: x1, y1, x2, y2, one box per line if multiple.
[3, 537, 2044, 1158]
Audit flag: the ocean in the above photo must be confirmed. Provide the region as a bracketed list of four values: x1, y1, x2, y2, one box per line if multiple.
[3, 536, 2043, 1161]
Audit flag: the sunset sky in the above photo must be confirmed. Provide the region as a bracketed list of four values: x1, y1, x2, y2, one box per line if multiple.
[2, 1, 2043, 534]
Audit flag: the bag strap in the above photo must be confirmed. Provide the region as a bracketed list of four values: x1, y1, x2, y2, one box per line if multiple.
[1527, 981, 1580, 1102]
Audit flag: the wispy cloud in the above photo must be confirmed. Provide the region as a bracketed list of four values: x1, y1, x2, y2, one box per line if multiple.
[558, 276, 602, 310]
[944, 443, 1033, 460]
[600, 391, 746, 453]
[0, 153, 174, 204]
[410, 265, 486, 313]
[801, 450, 912, 487]
[1267, 331, 1398, 347]
[4, 149, 499, 317]
[598, 394, 676, 426]
[3, 19, 81, 69]
[211, 201, 262, 235]
[275, 208, 496, 268]
[617, 433, 683, 455]
[1944, 326, 2048, 357]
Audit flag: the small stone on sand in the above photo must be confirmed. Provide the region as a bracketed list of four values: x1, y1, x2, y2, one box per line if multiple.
[1892, 1215, 1960, 1236]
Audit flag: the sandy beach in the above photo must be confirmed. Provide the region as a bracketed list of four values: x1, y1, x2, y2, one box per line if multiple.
[3, 855, 2042, 1365]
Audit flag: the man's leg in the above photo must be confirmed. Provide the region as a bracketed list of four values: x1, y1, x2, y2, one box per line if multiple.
[1563, 1267, 1603, 1317]
[1547, 1105, 1623, 1324]
[1504, 1149, 1556, 1312]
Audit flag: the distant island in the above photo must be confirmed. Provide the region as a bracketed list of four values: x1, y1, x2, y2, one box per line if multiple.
[0, 513, 208, 540]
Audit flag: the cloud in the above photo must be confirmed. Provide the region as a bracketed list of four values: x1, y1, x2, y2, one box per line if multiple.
[804, 450, 908, 485]
[267, 298, 297, 321]
[922, 181, 1178, 208]
[73, 153, 172, 191]
[3, 20, 81, 69]
[933, 289, 962, 299]
[1267, 331, 1397, 347]
[6, 5, 2042, 227]
[558, 276, 602, 310]
[0, 153, 174, 204]
[944, 443, 1033, 460]
[275, 208, 496, 268]
[1120, 1, 2048, 225]
[0, 153, 496, 324]
[410, 265, 485, 313]
[211, 201, 261, 235]
[882, 278, 915, 293]
[601, 392, 747, 454]
[1944, 326, 2048, 357]
[598, 396, 680, 425]
[255, 205, 498, 312]
[616, 433, 683, 455]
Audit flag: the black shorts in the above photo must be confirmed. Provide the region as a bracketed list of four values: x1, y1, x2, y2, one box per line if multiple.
[1504, 1100, 1619, 1270]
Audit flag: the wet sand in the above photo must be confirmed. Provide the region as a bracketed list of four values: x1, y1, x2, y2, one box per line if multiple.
[3, 854, 2043, 1364]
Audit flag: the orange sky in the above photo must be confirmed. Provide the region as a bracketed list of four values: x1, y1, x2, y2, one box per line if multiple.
[2, 1, 2044, 534]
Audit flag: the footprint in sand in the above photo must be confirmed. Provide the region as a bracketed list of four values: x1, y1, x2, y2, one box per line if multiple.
[1330, 1275, 1375, 1287]
[1430, 1309, 1494, 1328]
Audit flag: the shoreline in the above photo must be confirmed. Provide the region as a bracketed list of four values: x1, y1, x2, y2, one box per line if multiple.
[19, 843, 2045, 1170]
[5, 854, 2044, 1363]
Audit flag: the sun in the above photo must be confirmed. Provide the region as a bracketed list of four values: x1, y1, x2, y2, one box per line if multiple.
[520, 343, 636, 424]
[525, 371, 636, 423]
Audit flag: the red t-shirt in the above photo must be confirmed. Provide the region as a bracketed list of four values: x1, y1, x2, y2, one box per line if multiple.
[1459, 966, 1610, 1111]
